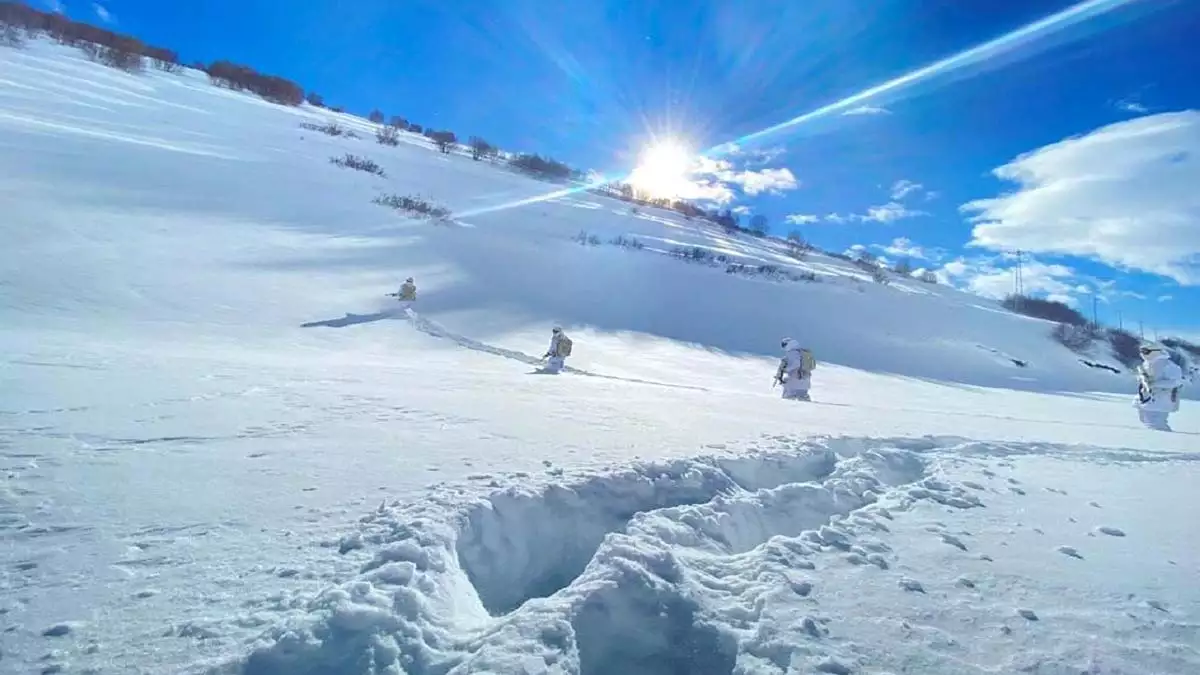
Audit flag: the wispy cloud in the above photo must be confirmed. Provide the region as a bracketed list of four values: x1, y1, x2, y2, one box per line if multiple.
[1114, 98, 1149, 114]
[681, 156, 799, 204]
[1158, 294, 1174, 302]
[93, 2, 114, 23]
[843, 105, 891, 117]
[44, 0, 64, 13]
[937, 255, 1084, 307]
[964, 111, 1200, 285]
[890, 179, 923, 200]
[862, 201, 924, 223]
[785, 214, 820, 225]
[873, 237, 932, 260]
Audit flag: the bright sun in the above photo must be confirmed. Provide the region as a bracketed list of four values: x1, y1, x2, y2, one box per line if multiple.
[627, 141, 693, 200]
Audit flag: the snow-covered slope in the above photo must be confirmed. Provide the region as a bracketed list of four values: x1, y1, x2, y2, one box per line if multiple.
[2, 40, 1197, 675]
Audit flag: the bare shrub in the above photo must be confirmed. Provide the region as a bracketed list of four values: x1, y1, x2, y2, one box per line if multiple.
[609, 235, 644, 250]
[469, 136, 497, 161]
[1052, 323, 1097, 352]
[1002, 294, 1088, 325]
[388, 115, 407, 129]
[300, 121, 346, 136]
[2, 22, 24, 47]
[368, 109, 385, 124]
[305, 92, 325, 107]
[852, 251, 889, 285]
[892, 258, 914, 276]
[1106, 328, 1141, 368]
[330, 154, 385, 177]
[206, 60, 303, 105]
[428, 130, 457, 153]
[509, 153, 573, 181]
[1163, 337, 1200, 359]
[672, 246, 715, 262]
[144, 46, 180, 72]
[917, 270, 938, 284]
[373, 193, 451, 220]
[574, 231, 602, 246]
[376, 125, 400, 146]
[99, 38, 145, 73]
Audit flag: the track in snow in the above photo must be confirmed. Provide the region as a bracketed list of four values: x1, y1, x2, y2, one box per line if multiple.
[303, 307, 710, 392]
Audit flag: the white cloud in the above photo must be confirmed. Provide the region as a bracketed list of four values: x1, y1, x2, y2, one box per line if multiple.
[728, 167, 798, 196]
[964, 110, 1200, 285]
[1115, 98, 1149, 114]
[843, 105, 891, 116]
[873, 237, 928, 260]
[810, 203, 925, 225]
[680, 156, 799, 203]
[1157, 294, 1174, 302]
[93, 2, 113, 22]
[785, 214, 820, 225]
[937, 255, 1083, 305]
[862, 201, 925, 223]
[890, 179, 923, 200]
[731, 205, 752, 215]
[44, 0, 64, 13]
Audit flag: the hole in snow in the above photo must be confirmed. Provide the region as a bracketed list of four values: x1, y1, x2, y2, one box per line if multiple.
[572, 579, 737, 675]
[455, 462, 738, 615]
[454, 449, 839, 615]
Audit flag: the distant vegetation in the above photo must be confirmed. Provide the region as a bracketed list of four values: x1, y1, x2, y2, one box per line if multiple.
[1002, 292, 1197, 370]
[330, 154, 385, 177]
[373, 193, 451, 221]
[0, 0, 798, 234]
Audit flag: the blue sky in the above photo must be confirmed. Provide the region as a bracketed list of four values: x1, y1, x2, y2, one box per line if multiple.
[54, 0, 1200, 340]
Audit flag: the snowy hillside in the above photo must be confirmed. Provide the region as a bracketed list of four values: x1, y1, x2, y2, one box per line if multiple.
[2, 38, 1197, 675]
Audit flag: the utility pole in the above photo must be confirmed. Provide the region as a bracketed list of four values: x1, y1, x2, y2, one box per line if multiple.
[1092, 295, 1099, 328]
[1117, 309, 1123, 330]
[1139, 320, 1144, 339]
[1011, 250, 1024, 309]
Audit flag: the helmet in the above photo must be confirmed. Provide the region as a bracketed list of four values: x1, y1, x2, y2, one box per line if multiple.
[406, 277, 414, 283]
[552, 326, 562, 334]
[781, 338, 798, 351]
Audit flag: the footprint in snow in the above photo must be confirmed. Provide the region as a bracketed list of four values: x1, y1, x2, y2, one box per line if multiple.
[1096, 526, 1125, 537]
[1008, 487, 1027, 496]
[898, 577, 925, 593]
[1146, 599, 1168, 612]
[1089, 501, 1102, 508]
[940, 533, 968, 551]
[1017, 608, 1039, 621]
[956, 576, 977, 589]
[1056, 545, 1084, 560]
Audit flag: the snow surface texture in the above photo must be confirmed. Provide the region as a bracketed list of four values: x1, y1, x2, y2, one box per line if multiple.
[1, 40, 1197, 674]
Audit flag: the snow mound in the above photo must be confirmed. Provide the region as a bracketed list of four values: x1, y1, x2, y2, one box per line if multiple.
[223, 438, 952, 674]
[210, 436, 1200, 675]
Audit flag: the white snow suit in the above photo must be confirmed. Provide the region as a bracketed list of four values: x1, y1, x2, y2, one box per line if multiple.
[778, 340, 813, 401]
[1134, 351, 1185, 431]
[544, 331, 569, 373]
[396, 280, 416, 311]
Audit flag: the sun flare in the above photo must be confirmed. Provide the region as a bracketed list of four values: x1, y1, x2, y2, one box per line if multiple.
[627, 140, 694, 200]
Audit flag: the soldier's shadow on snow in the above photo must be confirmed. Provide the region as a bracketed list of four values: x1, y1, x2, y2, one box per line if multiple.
[300, 311, 399, 328]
